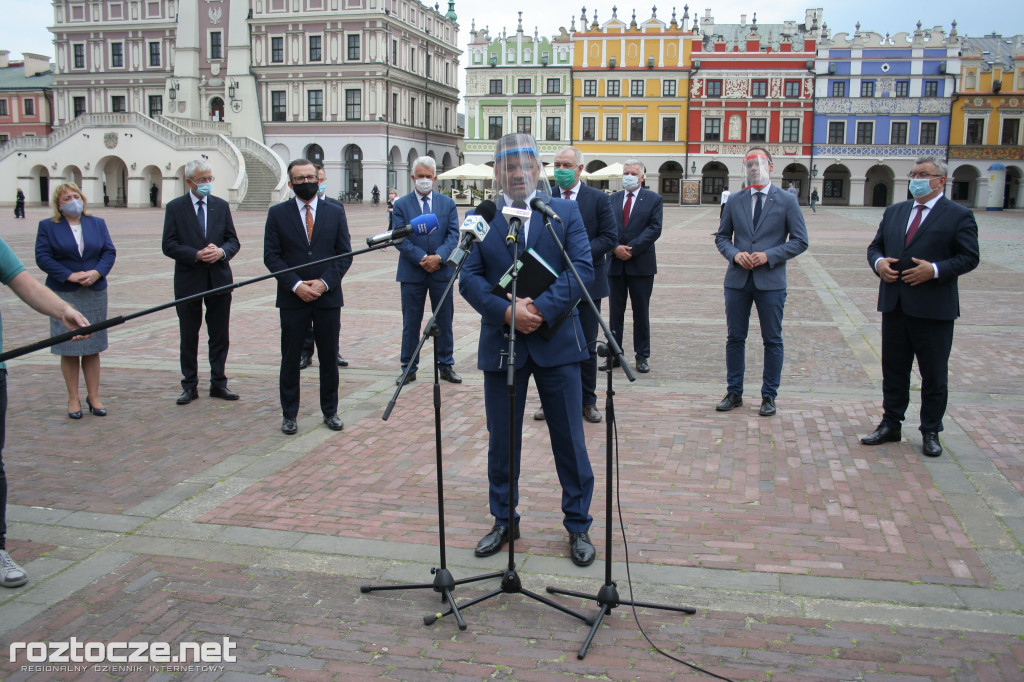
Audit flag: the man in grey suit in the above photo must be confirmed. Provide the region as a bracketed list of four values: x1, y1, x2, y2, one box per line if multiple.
[714, 147, 808, 417]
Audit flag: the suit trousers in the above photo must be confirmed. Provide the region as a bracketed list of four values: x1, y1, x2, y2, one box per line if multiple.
[279, 307, 340, 419]
[579, 298, 602, 406]
[400, 279, 455, 372]
[301, 313, 341, 358]
[608, 274, 654, 360]
[724, 273, 787, 399]
[880, 303, 954, 433]
[176, 293, 231, 390]
[0, 370, 7, 549]
[483, 359, 594, 533]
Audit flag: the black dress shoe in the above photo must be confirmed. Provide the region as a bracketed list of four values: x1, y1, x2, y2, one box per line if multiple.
[759, 396, 776, 417]
[86, 397, 107, 417]
[438, 367, 462, 384]
[860, 424, 901, 446]
[635, 358, 651, 373]
[396, 371, 417, 386]
[176, 388, 199, 405]
[281, 418, 297, 435]
[598, 358, 621, 371]
[534, 407, 546, 421]
[922, 431, 943, 457]
[323, 414, 344, 431]
[209, 386, 239, 401]
[337, 355, 348, 367]
[582, 404, 602, 423]
[715, 392, 742, 411]
[474, 523, 520, 557]
[298, 353, 312, 370]
[569, 532, 596, 566]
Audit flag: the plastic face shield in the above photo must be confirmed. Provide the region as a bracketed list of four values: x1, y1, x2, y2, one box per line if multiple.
[492, 133, 551, 204]
[743, 150, 773, 191]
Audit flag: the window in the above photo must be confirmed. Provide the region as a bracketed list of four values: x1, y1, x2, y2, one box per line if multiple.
[704, 117, 721, 141]
[751, 80, 767, 98]
[0, 134, 7, 145]
[630, 80, 644, 97]
[784, 80, 800, 98]
[890, 121, 908, 145]
[856, 121, 873, 144]
[630, 117, 644, 141]
[270, 91, 286, 121]
[148, 95, 162, 117]
[347, 35, 360, 61]
[271, 37, 284, 63]
[545, 117, 561, 141]
[424, 102, 431, 128]
[750, 118, 767, 142]
[547, 78, 560, 94]
[73, 96, 86, 118]
[488, 116, 502, 139]
[827, 121, 845, 144]
[73, 44, 85, 69]
[111, 42, 124, 68]
[307, 90, 323, 121]
[489, 79, 502, 94]
[606, 117, 619, 141]
[210, 31, 222, 59]
[0, 100, 7, 116]
[392, 39, 397, 66]
[111, 95, 126, 112]
[517, 79, 531, 94]
[707, 80, 722, 97]
[345, 89, 361, 120]
[409, 97, 415, 124]
[923, 80, 938, 97]
[149, 42, 160, 67]
[966, 118, 984, 144]
[1002, 119, 1021, 145]
[861, 80, 875, 97]
[309, 36, 322, 62]
[823, 178, 844, 199]
[920, 121, 938, 145]
[23, 99, 34, 116]
[513, 116, 530, 134]
[895, 80, 910, 97]
[583, 80, 597, 96]
[830, 80, 846, 97]
[661, 117, 676, 141]
[782, 119, 800, 143]
[582, 116, 596, 140]
[443, 106, 449, 131]
[663, 80, 676, 97]
[607, 80, 620, 97]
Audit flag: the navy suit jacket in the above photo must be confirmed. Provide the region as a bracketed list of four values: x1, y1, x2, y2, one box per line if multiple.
[459, 195, 593, 371]
[867, 195, 979, 320]
[608, 187, 663, 277]
[263, 198, 352, 309]
[555, 183, 618, 299]
[161, 193, 240, 298]
[392, 190, 460, 283]
[716, 183, 808, 291]
[35, 214, 116, 292]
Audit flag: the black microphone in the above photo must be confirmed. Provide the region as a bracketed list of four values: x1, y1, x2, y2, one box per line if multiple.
[446, 200, 496, 268]
[503, 200, 530, 245]
[529, 196, 563, 223]
[366, 213, 439, 246]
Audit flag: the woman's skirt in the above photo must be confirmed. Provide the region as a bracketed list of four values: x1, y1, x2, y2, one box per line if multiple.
[49, 287, 108, 356]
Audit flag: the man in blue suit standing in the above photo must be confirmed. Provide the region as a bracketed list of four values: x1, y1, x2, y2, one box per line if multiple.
[459, 134, 597, 567]
[607, 159, 663, 374]
[715, 147, 809, 417]
[392, 156, 461, 385]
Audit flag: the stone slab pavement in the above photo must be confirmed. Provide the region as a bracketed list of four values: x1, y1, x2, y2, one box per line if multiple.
[0, 200, 1021, 681]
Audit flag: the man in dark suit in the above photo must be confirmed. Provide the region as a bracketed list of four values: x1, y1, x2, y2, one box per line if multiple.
[459, 133, 597, 567]
[392, 156, 461, 385]
[607, 159, 663, 374]
[264, 159, 352, 435]
[162, 159, 241, 405]
[861, 156, 980, 457]
[715, 146, 808, 417]
[535, 145, 617, 423]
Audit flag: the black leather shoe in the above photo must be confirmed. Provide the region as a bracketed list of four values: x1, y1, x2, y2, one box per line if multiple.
[598, 358, 621, 371]
[569, 532, 596, 566]
[860, 424, 901, 446]
[534, 407, 546, 421]
[438, 367, 462, 384]
[396, 371, 417, 386]
[474, 523, 520, 557]
[281, 418, 297, 435]
[337, 355, 348, 367]
[323, 414, 344, 431]
[715, 393, 742, 411]
[922, 431, 943, 457]
[176, 388, 199, 405]
[759, 396, 776, 417]
[582, 405, 602, 423]
[209, 386, 239, 401]
[635, 358, 651, 373]
[298, 353, 312, 370]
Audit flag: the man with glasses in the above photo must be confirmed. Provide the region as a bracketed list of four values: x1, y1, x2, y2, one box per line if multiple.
[861, 156, 979, 457]
[264, 159, 352, 435]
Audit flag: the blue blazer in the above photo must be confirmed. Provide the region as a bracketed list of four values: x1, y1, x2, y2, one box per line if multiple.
[35, 214, 116, 292]
[608, 187, 663, 277]
[459, 196, 593, 371]
[716, 183, 808, 291]
[391, 191, 460, 283]
[557, 183, 618, 299]
[867, 195, 979, 320]
[263, 198, 352, 309]
[161, 192, 240, 298]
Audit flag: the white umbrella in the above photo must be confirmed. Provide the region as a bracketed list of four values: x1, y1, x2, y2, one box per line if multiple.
[587, 162, 624, 179]
[437, 163, 493, 180]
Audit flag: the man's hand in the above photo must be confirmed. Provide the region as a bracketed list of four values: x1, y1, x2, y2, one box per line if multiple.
[749, 251, 768, 268]
[876, 257, 900, 283]
[295, 281, 323, 302]
[734, 251, 754, 270]
[420, 254, 441, 273]
[196, 243, 224, 263]
[900, 258, 935, 286]
[504, 295, 545, 334]
[614, 245, 633, 261]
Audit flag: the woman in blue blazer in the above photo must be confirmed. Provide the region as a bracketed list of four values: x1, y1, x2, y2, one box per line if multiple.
[35, 183, 116, 419]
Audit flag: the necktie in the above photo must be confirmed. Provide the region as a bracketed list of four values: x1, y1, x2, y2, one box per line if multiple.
[905, 204, 925, 246]
[622, 192, 633, 226]
[752, 192, 763, 227]
[196, 199, 206, 236]
[304, 203, 314, 242]
[564, 190, 572, 201]
[422, 196, 430, 214]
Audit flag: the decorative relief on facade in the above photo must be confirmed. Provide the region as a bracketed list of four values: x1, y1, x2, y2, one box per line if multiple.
[878, 77, 895, 96]
[949, 146, 1024, 160]
[816, 144, 948, 158]
[815, 98, 950, 115]
[769, 78, 783, 99]
[803, 79, 814, 98]
[724, 79, 747, 98]
[104, 132, 118, 149]
[691, 79, 703, 98]
[728, 114, 741, 140]
[209, 6, 223, 24]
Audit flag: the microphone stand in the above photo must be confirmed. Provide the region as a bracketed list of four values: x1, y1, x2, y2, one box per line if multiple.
[536, 214, 696, 660]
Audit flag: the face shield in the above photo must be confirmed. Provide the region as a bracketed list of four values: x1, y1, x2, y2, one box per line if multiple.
[493, 133, 551, 206]
[742, 149, 773, 191]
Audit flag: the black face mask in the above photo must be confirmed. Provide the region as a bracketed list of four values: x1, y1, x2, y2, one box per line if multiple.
[292, 181, 319, 201]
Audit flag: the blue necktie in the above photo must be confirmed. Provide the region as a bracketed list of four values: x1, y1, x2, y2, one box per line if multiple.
[197, 199, 206, 236]
[752, 192, 763, 227]
[422, 196, 430, 214]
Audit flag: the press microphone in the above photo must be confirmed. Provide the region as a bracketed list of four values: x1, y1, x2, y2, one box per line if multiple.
[503, 201, 530, 245]
[366, 213, 439, 247]
[529, 196, 562, 223]
[446, 200, 496, 268]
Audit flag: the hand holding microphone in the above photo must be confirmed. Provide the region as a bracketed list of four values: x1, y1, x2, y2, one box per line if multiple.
[366, 212, 439, 246]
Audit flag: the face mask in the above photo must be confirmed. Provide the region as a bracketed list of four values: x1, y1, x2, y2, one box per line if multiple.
[292, 181, 319, 201]
[194, 182, 213, 197]
[61, 199, 84, 218]
[318, 183, 327, 197]
[553, 168, 577, 189]
[622, 175, 640, 192]
[908, 178, 935, 198]
[415, 178, 434, 195]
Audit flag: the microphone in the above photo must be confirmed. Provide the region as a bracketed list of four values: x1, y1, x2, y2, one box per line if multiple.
[503, 200, 530, 245]
[446, 200, 496, 268]
[529, 196, 563, 223]
[366, 213, 439, 246]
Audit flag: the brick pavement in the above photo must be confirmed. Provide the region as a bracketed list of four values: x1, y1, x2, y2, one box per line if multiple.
[0, 203, 1022, 680]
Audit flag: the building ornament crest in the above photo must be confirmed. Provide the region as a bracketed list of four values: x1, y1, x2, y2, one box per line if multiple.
[104, 132, 118, 149]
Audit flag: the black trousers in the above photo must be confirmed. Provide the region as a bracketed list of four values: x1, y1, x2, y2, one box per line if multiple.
[579, 298, 602, 406]
[176, 293, 231, 390]
[608, 274, 654, 360]
[280, 307, 340, 419]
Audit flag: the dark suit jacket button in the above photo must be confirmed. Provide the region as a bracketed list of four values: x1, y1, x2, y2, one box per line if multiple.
[307, 251, 312, 256]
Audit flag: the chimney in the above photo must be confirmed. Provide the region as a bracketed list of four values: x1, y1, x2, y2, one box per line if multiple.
[22, 53, 52, 77]
[0, 50, 9, 69]
[740, 14, 747, 27]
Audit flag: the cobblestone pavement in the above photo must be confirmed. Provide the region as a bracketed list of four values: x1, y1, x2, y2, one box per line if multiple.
[0, 202, 1021, 681]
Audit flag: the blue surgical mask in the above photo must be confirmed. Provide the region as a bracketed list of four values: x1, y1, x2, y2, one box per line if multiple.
[318, 183, 327, 197]
[61, 199, 84, 218]
[194, 182, 213, 197]
[908, 178, 934, 198]
[622, 175, 640, 192]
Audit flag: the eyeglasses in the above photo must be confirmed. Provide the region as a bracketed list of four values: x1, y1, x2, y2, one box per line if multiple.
[291, 175, 318, 183]
[907, 173, 943, 180]
[192, 176, 214, 183]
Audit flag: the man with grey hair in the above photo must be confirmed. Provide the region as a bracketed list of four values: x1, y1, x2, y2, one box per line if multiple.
[392, 156, 461, 384]
[162, 159, 241, 405]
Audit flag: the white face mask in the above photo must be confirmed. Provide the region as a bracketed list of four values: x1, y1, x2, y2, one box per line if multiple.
[415, 178, 434, 195]
[622, 175, 640, 192]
